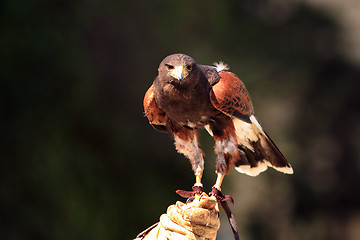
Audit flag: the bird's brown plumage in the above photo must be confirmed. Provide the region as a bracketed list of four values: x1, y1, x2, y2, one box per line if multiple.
[210, 71, 254, 121]
[144, 53, 293, 189]
[143, 85, 167, 132]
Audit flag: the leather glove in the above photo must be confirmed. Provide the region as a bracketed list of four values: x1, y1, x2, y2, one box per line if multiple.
[135, 193, 220, 240]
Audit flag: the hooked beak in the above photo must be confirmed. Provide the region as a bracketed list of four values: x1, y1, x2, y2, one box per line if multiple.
[170, 66, 189, 81]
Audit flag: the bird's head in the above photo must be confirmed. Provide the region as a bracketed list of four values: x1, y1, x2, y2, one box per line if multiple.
[158, 53, 197, 84]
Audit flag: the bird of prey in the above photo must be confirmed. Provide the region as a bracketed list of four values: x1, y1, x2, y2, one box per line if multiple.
[143, 53, 293, 192]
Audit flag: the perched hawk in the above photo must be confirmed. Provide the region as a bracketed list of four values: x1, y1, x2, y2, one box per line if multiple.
[144, 53, 293, 191]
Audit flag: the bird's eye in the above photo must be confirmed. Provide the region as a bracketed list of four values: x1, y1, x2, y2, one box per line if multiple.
[166, 64, 174, 71]
[186, 65, 192, 71]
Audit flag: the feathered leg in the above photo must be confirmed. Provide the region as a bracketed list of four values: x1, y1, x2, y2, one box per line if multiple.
[207, 116, 239, 190]
[173, 128, 204, 189]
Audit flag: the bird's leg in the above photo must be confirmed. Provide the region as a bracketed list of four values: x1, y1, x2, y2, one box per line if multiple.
[211, 172, 226, 212]
[209, 117, 239, 192]
[212, 137, 238, 191]
[213, 172, 225, 191]
[195, 166, 203, 186]
[173, 129, 204, 195]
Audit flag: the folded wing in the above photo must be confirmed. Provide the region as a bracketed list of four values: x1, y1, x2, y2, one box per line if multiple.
[209, 70, 293, 176]
[143, 84, 167, 133]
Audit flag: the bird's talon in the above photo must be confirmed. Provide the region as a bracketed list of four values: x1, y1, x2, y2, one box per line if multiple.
[186, 196, 196, 204]
[198, 192, 205, 201]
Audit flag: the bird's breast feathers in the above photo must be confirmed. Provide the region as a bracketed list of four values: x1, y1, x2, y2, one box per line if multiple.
[153, 82, 216, 127]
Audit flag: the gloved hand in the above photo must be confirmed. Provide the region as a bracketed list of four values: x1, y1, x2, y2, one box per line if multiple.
[135, 193, 220, 240]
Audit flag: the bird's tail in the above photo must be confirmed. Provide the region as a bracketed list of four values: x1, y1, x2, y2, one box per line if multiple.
[233, 115, 293, 176]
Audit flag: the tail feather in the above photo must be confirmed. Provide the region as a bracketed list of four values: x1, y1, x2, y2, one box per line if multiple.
[233, 115, 293, 176]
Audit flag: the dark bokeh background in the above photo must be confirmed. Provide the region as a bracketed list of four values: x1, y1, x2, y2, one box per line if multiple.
[1, 0, 360, 239]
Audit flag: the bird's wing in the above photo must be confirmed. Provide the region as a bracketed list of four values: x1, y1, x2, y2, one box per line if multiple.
[210, 71, 254, 122]
[143, 84, 167, 132]
[208, 71, 293, 176]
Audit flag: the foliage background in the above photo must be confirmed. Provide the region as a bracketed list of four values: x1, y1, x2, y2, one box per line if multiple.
[1, 0, 360, 239]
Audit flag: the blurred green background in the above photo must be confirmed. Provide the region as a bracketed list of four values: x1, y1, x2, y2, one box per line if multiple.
[1, 0, 360, 239]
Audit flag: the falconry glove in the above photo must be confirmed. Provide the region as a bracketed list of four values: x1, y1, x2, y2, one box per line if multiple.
[134, 193, 220, 240]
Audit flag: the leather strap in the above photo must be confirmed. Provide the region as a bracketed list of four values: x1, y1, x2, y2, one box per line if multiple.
[176, 185, 203, 198]
[210, 187, 240, 240]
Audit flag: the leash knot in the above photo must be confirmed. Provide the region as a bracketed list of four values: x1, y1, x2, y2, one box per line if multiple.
[209, 187, 234, 204]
